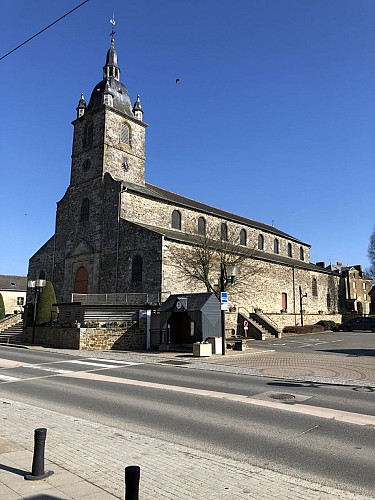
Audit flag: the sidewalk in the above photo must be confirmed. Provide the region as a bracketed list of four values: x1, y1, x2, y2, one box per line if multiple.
[0, 398, 372, 500]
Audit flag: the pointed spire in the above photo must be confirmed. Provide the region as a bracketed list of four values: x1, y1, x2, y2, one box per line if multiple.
[103, 17, 120, 80]
[76, 93, 86, 118]
[133, 95, 143, 121]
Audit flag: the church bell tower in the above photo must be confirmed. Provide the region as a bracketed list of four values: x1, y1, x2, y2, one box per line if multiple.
[70, 21, 147, 187]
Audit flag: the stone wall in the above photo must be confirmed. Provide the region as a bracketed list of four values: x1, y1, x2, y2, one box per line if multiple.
[124, 191, 311, 263]
[24, 326, 146, 350]
[161, 239, 341, 317]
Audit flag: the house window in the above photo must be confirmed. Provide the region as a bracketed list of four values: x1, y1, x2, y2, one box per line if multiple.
[74, 267, 88, 294]
[120, 123, 130, 145]
[131, 255, 143, 282]
[364, 293, 367, 301]
[197, 217, 206, 236]
[273, 238, 279, 254]
[240, 229, 247, 246]
[17, 297, 24, 306]
[80, 198, 90, 222]
[312, 277, 318, 297]
[287, 242, 292, 257]
[258, 234, 264, 250]
[300, 246, 305, 261]
[220, 223, 228, 241]
[171, 210, 181, 230]
[282, 292, 288, 310]
[84, 122, 93, 146]
[39, 270, 46, 280]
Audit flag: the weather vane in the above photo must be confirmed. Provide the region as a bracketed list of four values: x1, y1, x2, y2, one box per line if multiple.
[109, 16, 116, 41]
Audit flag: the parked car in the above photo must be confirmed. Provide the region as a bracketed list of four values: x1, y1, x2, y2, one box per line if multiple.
[339, 316, 375, 332]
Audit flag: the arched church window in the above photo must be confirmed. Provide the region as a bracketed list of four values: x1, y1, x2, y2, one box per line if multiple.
[39, 270, 46, 280]
[120, 123, 130, 145]
[258, 234, 264, 250]
[171, 210, 181, 230]
[300, 246, 305, 261]
[287, 242, 293, 258]
[240, 229, 247, 246]
[312, 277, 318, 297]
[74, 267, 88, 294]
[274, 238, 279, 254]
[197, 217, 206, 236]
[80, 198, 90, 222]
[131, 255, 143, 282]
[84, 122, 93, 146]
[220, 223, 228, 241]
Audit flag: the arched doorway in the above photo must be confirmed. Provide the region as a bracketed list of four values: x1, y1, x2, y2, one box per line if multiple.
[74, 267, 88, 294]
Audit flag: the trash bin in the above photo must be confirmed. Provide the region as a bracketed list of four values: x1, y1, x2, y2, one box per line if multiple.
[193, 342, 212, 357]
[234, 339, 247, 351]
[207, 336, 222, 355]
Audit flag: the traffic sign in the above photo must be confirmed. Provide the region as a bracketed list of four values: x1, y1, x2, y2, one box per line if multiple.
[220, 292, 228, 303]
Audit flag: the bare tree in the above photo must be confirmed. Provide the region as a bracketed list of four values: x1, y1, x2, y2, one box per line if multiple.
[168, 223, 263, 297]
[368, 227, 375, 282]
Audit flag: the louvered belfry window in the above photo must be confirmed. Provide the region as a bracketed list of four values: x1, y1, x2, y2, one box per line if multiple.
[120, 123, 130, 145]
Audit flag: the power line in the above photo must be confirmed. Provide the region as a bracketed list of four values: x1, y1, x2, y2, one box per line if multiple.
[0, 0, 91, 62]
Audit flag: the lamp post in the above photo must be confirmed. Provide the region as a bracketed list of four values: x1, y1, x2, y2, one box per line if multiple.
[27, 279, 46, 344]
[220, 263, 238, 356]
[299, 286, 307, 327]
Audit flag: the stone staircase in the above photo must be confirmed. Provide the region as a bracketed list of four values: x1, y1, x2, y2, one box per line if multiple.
[0, 320, 24, 344]
[238, 310, 281, 340]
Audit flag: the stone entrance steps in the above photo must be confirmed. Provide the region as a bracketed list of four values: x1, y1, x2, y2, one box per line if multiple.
[0, 321, 24, 344]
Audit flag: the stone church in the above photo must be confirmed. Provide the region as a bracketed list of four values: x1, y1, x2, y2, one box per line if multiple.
[28, 31, 341, 331]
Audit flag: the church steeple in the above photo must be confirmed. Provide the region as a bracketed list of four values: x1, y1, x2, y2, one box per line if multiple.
[103, 18, 120, 81]
[76, 93, 86, 118]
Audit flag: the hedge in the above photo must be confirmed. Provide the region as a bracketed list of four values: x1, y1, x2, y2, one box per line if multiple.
[283, 325, 325, 334]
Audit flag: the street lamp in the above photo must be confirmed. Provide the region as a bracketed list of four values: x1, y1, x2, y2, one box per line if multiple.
[299, 286, 307, 327]
[220, 263, 238, 355]
[27, 279, 46, 344]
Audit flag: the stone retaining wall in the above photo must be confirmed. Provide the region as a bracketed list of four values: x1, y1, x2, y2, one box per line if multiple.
[25, 326, 146, 350]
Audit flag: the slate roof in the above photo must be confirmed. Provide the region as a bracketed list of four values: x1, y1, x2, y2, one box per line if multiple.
[158, 293, 217, 312]
[124, 181, 309, 246]
[130, 220, 332, 274]
[0, 275, 27, 291]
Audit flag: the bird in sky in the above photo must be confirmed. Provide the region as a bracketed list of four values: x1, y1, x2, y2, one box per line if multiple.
[175, 78, 180, 84]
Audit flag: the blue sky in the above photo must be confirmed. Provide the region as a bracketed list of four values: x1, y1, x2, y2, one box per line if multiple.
[1, 0, 374, 276]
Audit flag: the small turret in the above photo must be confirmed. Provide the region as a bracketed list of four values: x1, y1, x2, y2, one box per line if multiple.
[76, 93, 86, 118]
[133, 95, 143, 121]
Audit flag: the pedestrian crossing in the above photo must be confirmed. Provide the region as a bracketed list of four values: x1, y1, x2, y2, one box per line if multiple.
[0, 357, 143, 384]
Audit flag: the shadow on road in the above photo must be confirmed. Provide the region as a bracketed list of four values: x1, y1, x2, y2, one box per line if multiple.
[267, 380, 375, 392]
[319, 349, 375, 357]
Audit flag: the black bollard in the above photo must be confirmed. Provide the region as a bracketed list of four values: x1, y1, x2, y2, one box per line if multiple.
[24, 428, 54, 480]
[125, 465, 140, 500]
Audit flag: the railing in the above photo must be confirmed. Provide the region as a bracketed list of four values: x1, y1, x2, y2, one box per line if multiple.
[71, 292, 171, 306]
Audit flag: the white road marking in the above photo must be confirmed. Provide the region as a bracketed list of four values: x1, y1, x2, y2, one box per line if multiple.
[23, 365, 72, 374]
[0, 374, 20, 382]
[86, 358, 142, 366]
[67, 360, 124, 369]
[0, 359, 27, 368]
[63, 371, 375, 427]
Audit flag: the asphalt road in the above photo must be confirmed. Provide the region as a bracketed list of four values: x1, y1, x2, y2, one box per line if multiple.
[248, 330, 375, 356]
[0, 346, 374, 497]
